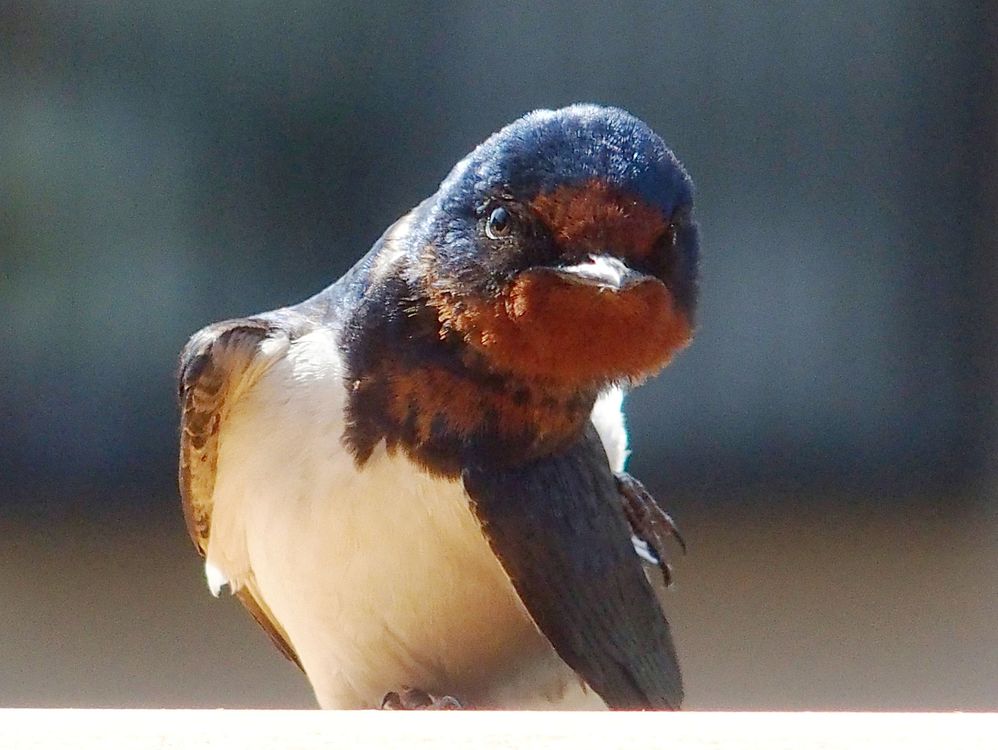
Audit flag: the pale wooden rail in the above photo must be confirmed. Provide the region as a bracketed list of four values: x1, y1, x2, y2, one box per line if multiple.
[0, 711, 994, 749]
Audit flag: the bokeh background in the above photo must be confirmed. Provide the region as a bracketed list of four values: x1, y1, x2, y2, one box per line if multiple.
[1, 2, 995, 710]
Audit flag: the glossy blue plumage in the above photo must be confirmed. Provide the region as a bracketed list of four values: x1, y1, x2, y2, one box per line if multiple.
[440, 104, 693, 215]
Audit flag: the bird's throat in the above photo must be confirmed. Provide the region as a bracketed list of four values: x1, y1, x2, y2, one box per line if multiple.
[430, 270, 692, 389]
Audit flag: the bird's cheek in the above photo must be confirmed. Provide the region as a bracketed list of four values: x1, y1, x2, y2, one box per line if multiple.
[475, 270, 693, 386]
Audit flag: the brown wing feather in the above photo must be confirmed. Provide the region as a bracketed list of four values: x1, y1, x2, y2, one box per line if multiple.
[178, 317, 303, 670]
[234, 587, 302, 667]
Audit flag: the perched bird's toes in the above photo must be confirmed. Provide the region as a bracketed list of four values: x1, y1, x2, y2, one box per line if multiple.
[381, 687, 463, 710]
[616, 471, 686, 586]
[429, 695, 463, 710]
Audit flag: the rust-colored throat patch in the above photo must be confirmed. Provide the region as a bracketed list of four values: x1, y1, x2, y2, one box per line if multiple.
[437, 268, 692, 387]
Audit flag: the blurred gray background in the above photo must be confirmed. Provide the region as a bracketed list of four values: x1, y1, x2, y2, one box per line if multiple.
[1, 2, 995, 710]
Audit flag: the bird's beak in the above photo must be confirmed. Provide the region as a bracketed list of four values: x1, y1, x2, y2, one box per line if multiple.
[545, 254, 653, 292]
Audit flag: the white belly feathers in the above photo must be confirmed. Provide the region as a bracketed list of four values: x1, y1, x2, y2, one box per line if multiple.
[206, 327, 621, 709]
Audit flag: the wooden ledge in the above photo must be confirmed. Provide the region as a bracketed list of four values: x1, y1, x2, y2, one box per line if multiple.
[0, 710, 993, 749]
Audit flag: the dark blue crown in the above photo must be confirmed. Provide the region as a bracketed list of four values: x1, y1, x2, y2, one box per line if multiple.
[437, 104, 693, 217]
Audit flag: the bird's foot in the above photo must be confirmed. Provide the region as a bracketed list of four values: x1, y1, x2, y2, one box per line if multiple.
[381, 687, 463, 710]
[616, 471, 687, 587]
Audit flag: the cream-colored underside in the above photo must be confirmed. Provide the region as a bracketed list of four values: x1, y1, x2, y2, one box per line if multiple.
[206, 328, 627, 709]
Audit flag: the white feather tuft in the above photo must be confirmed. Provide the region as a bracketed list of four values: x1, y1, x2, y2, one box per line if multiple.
[591, 386, 630, 472]
[204, 561, 230, 597]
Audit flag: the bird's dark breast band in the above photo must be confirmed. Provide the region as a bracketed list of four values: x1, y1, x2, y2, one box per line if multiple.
[345, 354, 596, 477]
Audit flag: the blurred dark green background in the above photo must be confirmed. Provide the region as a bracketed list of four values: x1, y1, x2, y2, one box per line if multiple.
[1, 3, 995, 709]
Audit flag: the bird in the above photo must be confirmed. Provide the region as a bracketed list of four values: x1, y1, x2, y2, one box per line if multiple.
[178, 104, 699, 710]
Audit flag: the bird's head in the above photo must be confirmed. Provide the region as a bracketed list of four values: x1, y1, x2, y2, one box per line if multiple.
[414, 104, 699, 390]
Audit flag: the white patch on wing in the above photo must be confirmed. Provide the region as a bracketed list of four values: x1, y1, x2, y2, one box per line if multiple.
[204, 560, 231, 597]
[591, 386, 629, 472]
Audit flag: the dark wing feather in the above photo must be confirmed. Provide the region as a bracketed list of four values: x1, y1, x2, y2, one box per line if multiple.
[462, 424, 683, 709]
[178, 317, 303, 669]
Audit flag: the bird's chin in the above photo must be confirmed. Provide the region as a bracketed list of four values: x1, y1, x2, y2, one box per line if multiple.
[435, 267, 693, 388]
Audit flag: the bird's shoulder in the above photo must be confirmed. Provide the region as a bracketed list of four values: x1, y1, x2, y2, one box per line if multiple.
[177, 310, 316, 553]
[178, 310, 323, 670]
[173, 202, 423, 662]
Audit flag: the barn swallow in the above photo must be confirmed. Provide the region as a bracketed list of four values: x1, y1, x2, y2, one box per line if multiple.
[178, 104, 699, 710]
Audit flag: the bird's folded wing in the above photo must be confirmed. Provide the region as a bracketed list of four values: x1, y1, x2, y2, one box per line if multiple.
[462, 424, 683, 710]
[177, 316, 303, 668]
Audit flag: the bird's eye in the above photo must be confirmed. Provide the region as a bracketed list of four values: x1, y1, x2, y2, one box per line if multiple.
[485, 206, 512, 240]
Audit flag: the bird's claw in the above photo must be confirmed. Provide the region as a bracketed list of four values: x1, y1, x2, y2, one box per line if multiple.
[381, 687, 463, 710]
[616, 471, 686, 586]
